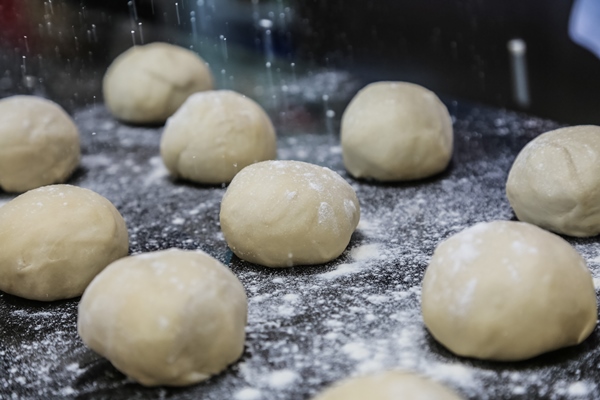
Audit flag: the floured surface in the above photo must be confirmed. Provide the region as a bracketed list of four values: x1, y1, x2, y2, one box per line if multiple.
[1, 103, 600, 399]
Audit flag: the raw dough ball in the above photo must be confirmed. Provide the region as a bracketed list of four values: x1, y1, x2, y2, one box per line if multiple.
[421, 220, 597, 361]
[160, 90, 277, 184]
[507, 125, 600, 237]
[313, 371, 463, 400]
[0, 185, 128, 301]
[341, 81, 453, 181]
[103, 42, 213, 124]
[0, 95, 80, 193]
[78, 249, 247, 387]
[220, 160, 360, 267]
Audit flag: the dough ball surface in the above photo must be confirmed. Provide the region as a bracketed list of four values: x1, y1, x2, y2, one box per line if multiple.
[0, 185, 128, 301]
[341, 81, 453, 181]
[313, 371, 463, 400]
[220, 160, 360, 267]
[0, 95, 80, 193]
[160, 90, 276, 184]
[421, 220, 597, 361]
[507, 125, 600, 237]
[103, 42, 213, 124]
[78, 249, 247, 387]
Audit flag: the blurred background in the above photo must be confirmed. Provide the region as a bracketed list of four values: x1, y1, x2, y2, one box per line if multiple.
[0, 0, 599, 125]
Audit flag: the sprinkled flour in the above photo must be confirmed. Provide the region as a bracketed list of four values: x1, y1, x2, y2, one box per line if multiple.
[1, 103, 599, 400]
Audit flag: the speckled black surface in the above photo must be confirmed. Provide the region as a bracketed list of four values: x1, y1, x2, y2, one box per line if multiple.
[2, 99, 600, 400]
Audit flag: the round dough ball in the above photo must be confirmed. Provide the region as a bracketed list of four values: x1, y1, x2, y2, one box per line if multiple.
[341, 81, 453, 181]
[78, 249, 247, 387]
[103, 42, 213, 124]
[0, 185, 128, 301]
[0, 95, 80, 193]
[160, 90, 277, 184]
[507, 125, 600, 237]
[313, 371, 463, 400]
[421, 220, 597, 361]
[220, 160, 360, 267]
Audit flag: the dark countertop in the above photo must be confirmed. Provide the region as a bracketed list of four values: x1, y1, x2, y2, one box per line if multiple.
[1, 97, 599, 400]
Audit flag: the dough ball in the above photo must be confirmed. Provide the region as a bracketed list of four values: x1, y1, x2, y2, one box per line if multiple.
[220, 160, 360, 267]
[313, 371, 463, 400]
[421, 220, 597, 361]
[0, 95, 80, 193]
[507, 125, 600, 237]
[103, 42, 213, 124]
[341, 81, 453, 181]
[160, 90, 276, 184]
[0, 185, 128, 301]
[78, 249, 247, 387]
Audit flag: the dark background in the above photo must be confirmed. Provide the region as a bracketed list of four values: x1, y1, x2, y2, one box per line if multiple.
[0, 0, 599, 124]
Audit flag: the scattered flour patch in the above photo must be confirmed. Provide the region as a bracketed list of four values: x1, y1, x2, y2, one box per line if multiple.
[235, 387, 262, 400]
[267, 370, 298, 388]
[342, 342, 370, 360]
[64, 363, 82, 374]
[427, 363, 477, 388]
[282, 293, 300, 303]
[512, 386, 526, 395]
[318, 263, 361, 279]
[277, 304, 295, 317]
[355, 360, 384, 375]
[81, 154, 112, 169]
[567, 381, 594, 396]
[350, 243, 382, 261]
[366, 295, 388, 305]
[60, 387, 76, 396]
[144, 156, 169, 186]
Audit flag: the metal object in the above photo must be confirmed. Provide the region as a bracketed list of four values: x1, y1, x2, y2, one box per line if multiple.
[507, 38, 531, 109]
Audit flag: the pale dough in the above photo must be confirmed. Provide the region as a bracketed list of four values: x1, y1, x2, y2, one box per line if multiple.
[507, 125, 600, 237]
[103, 42, 213, 124]
[341, 81, 453, 181]
[77, 249, 247, 387]
[219, 160, 360, 267]
[0, 95, 80, 193]
[312, 371, 464, 400]
[421, 220, 597, 361]
[0, 185, 128, 301]
[160, 90, 277, 184]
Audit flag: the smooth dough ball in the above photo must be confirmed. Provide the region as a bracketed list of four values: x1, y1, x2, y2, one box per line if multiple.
[160, 90, 277, 184]
[507, 125, 600, 237]
[341, 81, 453, 181]
[103, 42, 213, 124]
[78, 249, 248, 387]
[422, 220, 597, 361]
[220, 160, 360, 267]
[0, 96, 80, 193]
[313, 371, 464, 400]
[0, 185, 128, 301]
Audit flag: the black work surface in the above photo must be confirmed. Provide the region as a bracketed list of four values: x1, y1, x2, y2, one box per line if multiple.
[1, 101, 599, 400]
